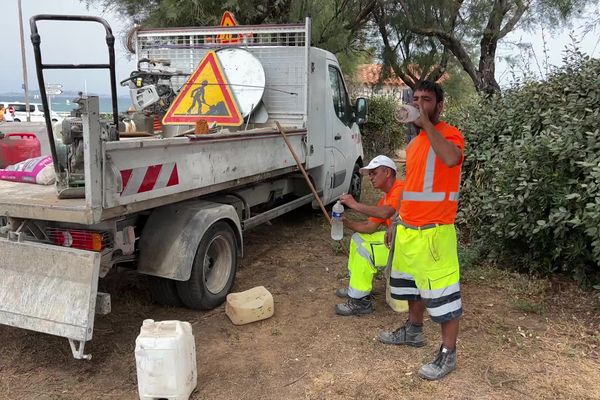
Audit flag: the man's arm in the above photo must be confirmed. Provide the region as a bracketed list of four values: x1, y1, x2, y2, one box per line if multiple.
[343, 217, 381, 234]
[422, 120, 461, 167]
[339, 194, 395, 220]
[415, 108, 462, 167]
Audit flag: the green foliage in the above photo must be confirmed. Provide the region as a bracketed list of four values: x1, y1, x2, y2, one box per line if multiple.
[361, 95, 405, 159]
[374, 0, 595, 94]
[447, 49, 600, 286]
[441, 64, 479, 116]
[457, 242, 484, 271]
[88, 0, 373, 74]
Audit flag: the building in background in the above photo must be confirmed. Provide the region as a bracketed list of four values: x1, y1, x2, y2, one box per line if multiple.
[350, 64, 449, 103]
[351, 64, 411, 101]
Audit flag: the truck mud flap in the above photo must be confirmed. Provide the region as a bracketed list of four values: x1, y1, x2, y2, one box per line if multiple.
[0, 239, 100, 359]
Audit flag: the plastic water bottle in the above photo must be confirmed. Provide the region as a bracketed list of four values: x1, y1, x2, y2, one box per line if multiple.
[394, 104, 420, 123]
[331, 200, 344, 240]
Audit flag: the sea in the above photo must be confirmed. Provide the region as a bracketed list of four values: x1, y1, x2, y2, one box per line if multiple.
[0, 93, 133, 114]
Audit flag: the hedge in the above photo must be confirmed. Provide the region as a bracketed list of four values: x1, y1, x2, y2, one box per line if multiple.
[360, 95, 406, 160]
[447, 50, 600, 287]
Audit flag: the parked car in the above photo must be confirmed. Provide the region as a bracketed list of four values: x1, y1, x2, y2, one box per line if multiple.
[0, 101, 61, 122]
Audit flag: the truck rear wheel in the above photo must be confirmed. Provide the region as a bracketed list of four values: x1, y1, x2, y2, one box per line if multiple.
[176, 221, 237, 310]
[349, 163, 362, 201]
[148, 276, 182, 307]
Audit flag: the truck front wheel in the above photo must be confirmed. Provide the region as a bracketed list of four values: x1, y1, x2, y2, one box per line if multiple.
[176, 221, 238, 310]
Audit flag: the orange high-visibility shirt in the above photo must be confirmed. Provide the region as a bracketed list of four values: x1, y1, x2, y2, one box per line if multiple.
[399, 121, 464, 226]
[369, 179, 405, 227]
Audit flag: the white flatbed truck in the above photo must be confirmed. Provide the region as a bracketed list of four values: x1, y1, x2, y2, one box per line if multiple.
[0, 15, 367, 359]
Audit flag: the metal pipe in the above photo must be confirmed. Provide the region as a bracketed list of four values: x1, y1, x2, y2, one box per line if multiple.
[40, 64, 112, 69]
[29, 18, 61, 176]
[29, 14, 121, 138]
[17, 0, 30, 122]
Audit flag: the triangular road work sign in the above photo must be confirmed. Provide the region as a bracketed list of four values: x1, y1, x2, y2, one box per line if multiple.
[217, 11, 242, 44]
[162, 50, 242, 126]
[220, 11, 238, 26]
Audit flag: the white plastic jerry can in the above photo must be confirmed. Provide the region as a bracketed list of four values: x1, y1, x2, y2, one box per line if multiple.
[385, 225, 409, 313]
[135, 319, 197, 400]
[225, 286, 274, 325]
[386, 277, 409, 313]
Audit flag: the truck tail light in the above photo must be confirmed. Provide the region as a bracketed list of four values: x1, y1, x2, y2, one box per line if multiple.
[47, 228, 111, 251]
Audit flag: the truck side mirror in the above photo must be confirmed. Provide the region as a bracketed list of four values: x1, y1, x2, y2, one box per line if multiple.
[354, 97, 368, 127]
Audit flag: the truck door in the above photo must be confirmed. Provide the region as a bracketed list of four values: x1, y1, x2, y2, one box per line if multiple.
[326, 63, 355, 200]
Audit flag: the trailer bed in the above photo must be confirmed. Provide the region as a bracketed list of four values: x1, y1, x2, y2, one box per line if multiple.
[0, 180, 88, 223]
[0, 127, 308, 224]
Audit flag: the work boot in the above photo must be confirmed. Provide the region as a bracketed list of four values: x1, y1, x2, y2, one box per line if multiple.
[335, 297, 373, 316]
[377, 320, 426, 347]
[418, 345, 457, 380]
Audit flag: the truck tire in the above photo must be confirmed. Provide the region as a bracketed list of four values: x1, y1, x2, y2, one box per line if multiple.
[148, 276, 182, 307]
[176, 221, 237, 310]
[349, 163, 362, 201]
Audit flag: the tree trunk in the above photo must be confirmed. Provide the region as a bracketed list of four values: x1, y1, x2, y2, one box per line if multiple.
[477, 49, 501, 95]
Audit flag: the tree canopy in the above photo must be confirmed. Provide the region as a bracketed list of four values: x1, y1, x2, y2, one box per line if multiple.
[87, 0, 593, 94]
[372, 0, 593, 94]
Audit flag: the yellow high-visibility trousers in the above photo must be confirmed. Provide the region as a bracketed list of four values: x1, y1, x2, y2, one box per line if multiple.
[347, 231, 389, 298]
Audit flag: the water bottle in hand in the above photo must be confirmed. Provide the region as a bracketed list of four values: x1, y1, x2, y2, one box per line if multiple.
[394, 104, 420, 123]
[331, 200, 344, 240]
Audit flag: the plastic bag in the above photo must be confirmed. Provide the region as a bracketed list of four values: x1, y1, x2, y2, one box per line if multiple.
[0, 155, 55, 185]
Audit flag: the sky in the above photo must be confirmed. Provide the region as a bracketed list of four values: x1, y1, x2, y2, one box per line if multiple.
[1, 1, 599, 96]
[1, 0, 137, 96]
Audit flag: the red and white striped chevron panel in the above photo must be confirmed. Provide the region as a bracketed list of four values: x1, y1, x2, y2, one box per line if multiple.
[120, 163, 179, 196]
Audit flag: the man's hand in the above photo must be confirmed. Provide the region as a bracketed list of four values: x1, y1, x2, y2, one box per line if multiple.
[339, 193, 359, 209]
[413, 102, 433, 130]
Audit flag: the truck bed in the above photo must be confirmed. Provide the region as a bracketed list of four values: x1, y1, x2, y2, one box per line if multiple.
[0, 127, 308, 224]
[0, 180, 88, 223]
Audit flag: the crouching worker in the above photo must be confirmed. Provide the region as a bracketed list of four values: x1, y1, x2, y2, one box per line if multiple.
[335, 155, 404, 316]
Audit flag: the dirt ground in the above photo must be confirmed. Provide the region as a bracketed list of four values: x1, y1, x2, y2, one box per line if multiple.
[1, 185, 599, 400]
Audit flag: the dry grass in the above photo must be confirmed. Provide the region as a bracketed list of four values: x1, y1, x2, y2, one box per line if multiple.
[0, 183, 599, 399]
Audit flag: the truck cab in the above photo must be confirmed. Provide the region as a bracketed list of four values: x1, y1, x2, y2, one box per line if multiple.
[310, 48, 365, 203]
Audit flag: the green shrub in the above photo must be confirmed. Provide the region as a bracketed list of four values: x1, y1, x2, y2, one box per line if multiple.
[361, 95, 406, 159]
[447, 50, 600, 286]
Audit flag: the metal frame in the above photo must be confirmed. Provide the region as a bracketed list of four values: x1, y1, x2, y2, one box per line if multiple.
[134, 19, 312, 125]
[29, 15, 120, 182]
[69, 339, 92, 360]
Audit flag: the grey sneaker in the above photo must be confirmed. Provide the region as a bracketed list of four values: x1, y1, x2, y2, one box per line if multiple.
[377, 321, 426, 347]
[418, 346, 457, 380]
[335, 297, 373, 316]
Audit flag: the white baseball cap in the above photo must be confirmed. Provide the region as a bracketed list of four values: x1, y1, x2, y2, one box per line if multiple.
[359, 155, 397, 174]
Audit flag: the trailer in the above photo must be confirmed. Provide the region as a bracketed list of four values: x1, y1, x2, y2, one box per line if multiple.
[0, 15, 367, 359]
